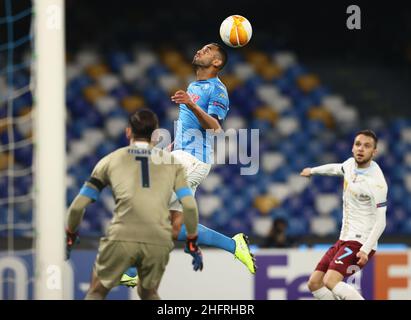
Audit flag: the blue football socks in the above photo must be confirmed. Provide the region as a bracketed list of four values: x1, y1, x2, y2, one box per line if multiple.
[178, 223, 236, 254]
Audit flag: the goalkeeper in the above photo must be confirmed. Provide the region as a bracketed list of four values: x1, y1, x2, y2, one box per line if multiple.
[65, 109, 203, 300]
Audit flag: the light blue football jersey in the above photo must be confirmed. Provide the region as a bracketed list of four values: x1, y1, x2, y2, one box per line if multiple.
[174, 77, 229, 163]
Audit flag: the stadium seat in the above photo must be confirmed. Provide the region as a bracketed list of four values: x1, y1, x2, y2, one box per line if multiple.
[310, 216, 337, 236]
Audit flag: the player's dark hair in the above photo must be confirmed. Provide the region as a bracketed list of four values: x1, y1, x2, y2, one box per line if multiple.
[210, 42, 228, 70]
[355, 129, 378, 148]
[128, 108, 159, 141]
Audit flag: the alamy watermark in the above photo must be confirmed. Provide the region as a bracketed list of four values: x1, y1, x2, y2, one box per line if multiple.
[346, 264, 363, 293]
[346, 5, 361, 30]
[136, 121, 260, 175]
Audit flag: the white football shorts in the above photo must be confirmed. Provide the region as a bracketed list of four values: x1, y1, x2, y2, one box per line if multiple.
[168, 149, 211, 212]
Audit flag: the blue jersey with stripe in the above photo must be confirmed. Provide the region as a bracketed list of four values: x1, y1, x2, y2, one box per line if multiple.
[174, 77, 229, 163]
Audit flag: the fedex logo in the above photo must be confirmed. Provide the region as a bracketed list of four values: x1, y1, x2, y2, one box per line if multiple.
[254, 252, 411, 300]
[254, 255, 311, 300]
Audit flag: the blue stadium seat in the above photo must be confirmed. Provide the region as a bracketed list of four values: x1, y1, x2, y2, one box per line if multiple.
[284, 64, 307, 80]
[147, 64, 169, 81]
[67, 74, 93, 94]
[107, 50, 132, 73]
[400, 218, 411, 234]
[0, 126, 24, 145]
[0, 177, 8, 198]
[287, 217, 309, 237]
[309, 86, 330, 105]
[143, 86, 167, 105]
[68, 97, 93, 118]
[109, 85, 130, 100]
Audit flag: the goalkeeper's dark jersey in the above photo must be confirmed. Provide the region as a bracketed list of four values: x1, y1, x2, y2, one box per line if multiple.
[88, 142, 188, 246]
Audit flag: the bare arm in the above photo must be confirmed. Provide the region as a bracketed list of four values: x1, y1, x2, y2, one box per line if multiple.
[171, 90, 221, 132]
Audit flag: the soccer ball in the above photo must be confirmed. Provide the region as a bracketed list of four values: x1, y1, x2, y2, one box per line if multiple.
[219, 15, 252, 48]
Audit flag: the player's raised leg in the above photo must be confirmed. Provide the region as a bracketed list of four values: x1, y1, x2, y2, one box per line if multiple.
[171, 210, 256, 274]
[172, 211, 235, 253]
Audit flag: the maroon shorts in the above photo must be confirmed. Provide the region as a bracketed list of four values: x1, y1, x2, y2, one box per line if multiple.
[315, 240, 375, 277]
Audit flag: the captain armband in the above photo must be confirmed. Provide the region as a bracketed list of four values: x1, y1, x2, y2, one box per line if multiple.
[79, 177, 105, 201]
[176, 187, 193, 200]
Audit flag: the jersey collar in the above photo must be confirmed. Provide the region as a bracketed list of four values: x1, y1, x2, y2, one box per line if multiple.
[132, 141, 150, 148]
[354, 161, 374, 175]
[197, 76, 218, 82]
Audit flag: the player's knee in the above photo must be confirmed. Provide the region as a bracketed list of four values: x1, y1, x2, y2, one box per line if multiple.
[323, 274, 338, 290]
[307, 278, 323, 292]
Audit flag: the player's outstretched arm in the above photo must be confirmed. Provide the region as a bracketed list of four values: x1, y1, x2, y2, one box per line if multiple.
[303, 163, 344, 177]
[300, 168, 312, 177]
[171, 90, 221, 132]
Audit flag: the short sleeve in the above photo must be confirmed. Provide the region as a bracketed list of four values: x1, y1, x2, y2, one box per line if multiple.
[207, 84, 229, 121]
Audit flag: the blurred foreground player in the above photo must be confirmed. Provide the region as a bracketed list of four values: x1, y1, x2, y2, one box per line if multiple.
[301, 130, 388, 300]
[65, 109, 203, 300]
[121, 43, 256, 287]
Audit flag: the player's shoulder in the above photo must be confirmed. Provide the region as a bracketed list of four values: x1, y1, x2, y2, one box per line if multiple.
[342, 157, 355, 168]
[369, 161, 388, 189]
[101, 146, 127, 160]
[111, 146, 130, 157]
[93, 147, 126, 170]
[209, 78, 229, 102]
[207, 77, 226, 92]
[214, 77, 228, 92]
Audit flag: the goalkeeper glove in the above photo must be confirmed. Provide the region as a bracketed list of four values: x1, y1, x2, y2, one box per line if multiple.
[65, 228, 79, 260]
[184, 235, 203, 271]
